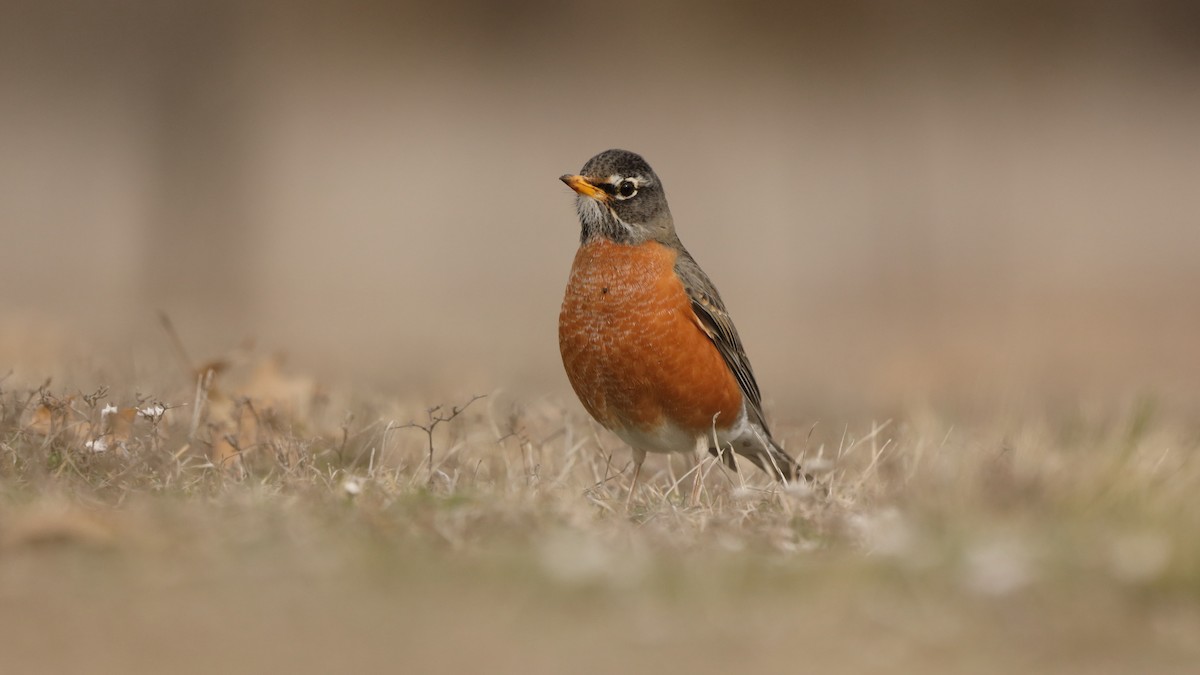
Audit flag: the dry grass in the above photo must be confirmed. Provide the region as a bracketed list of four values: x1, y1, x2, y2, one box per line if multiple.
[1, 356, 1199, 674]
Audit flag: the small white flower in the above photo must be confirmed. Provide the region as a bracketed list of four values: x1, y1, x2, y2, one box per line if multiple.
[138, 405, 167, 418]
[341, 477, 363, 496]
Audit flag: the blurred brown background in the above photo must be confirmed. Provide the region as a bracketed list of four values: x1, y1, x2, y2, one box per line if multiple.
[2, 0, 1198, 416]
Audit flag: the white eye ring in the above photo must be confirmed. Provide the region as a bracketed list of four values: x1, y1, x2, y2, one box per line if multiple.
[614, 179, 638, 200]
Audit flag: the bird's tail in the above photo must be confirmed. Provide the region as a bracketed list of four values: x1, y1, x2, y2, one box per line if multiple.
[709, 433, 810, 483]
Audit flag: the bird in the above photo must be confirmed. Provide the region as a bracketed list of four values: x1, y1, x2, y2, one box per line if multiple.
[558, 149, 803, 504]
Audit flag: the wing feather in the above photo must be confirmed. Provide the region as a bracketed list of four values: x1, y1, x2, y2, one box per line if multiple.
[673, 249, 772, 438]
[673, 246, 807, 482]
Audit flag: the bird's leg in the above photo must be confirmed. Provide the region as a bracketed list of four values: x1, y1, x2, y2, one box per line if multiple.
[689, 436, 706, 508]
[625, 447, 647, 509]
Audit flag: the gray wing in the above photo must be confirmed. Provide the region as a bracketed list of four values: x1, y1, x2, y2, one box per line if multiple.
[673, 248, 773, 438]
[675, 247, 806, 482]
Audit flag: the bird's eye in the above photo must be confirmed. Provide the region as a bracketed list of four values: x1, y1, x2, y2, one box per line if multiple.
[616, 180, 637, 199]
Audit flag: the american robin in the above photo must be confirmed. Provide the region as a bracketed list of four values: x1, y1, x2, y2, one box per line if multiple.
[558, 149, 802, 502]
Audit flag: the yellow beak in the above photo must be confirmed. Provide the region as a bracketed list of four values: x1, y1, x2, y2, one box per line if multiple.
[559, 174, 609, 202]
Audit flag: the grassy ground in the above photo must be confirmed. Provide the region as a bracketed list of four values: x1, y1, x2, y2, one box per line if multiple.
[1, 358, 1198, 674]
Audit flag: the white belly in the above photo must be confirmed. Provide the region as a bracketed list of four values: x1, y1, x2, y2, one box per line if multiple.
[611, 409, 752, 455]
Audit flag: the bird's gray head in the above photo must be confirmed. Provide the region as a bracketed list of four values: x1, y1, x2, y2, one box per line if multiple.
[560, 149, 676, 245]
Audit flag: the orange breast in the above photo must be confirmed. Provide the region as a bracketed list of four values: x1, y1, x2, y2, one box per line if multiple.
[558, 239, 744, 439]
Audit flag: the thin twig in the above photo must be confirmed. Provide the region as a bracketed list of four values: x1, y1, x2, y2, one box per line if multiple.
[395, 394, 486, 485]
